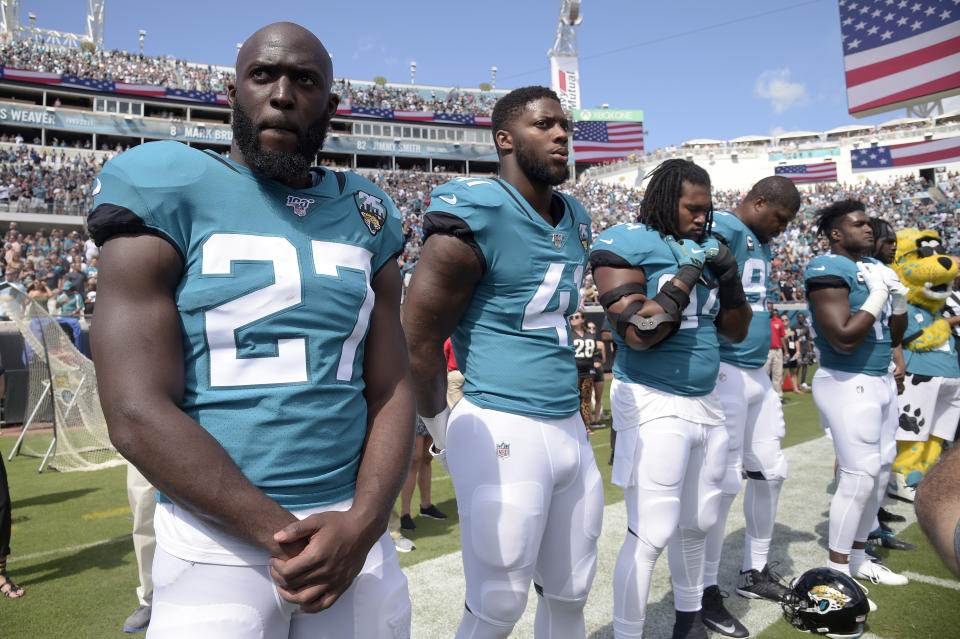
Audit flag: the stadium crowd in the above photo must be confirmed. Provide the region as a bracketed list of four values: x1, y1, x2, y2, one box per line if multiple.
[0, 41, 498, 115]
[0, 146, 106, 216]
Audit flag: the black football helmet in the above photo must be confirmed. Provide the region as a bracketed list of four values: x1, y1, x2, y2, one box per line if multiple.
[781, 568, 869, 639]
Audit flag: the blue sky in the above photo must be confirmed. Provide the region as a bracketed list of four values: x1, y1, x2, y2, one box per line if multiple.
[22, 0, 959, 152]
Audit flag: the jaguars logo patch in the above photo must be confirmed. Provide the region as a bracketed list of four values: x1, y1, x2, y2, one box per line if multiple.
[808, 584, 849, 613]
[552, 232, 565, 249]
[579, 223, 590, 251]
[746, 236, 755, 251]
[354, 190, 387, 236]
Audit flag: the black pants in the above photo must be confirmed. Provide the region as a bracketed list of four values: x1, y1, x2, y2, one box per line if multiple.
[0, 455, 10, 557]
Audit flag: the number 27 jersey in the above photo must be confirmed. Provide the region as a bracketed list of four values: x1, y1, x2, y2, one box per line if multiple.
[424, 177, 591, 419]
[88, 141, 403, 510]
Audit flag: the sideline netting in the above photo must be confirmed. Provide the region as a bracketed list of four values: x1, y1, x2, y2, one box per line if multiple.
[1, 283, 122, 471]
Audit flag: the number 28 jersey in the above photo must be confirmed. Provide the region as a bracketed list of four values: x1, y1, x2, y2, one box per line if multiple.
[87, 141, 403, 510]
[424, 177, 591, 419]
[804, 254, 892, 376]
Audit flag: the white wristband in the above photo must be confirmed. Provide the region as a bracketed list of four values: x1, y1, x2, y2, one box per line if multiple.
[859, 289, 889, 319]
[890, 292, 907, 315]
[420, 406, 451, 452]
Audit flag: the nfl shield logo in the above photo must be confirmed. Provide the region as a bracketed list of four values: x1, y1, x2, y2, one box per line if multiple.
[579, 223, 589, 251]
[746, 236, 755, 251]
[285, 195, 315, 217]
[856, 386, 864, 394]
[718, 372, 727, 382]
[354, 190, 387, 235]
[552, 233, 565, 249]
[496, 441, 510, 459]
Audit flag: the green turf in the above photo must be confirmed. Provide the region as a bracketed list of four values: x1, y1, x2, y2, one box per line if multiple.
[3, 379, 958, 639]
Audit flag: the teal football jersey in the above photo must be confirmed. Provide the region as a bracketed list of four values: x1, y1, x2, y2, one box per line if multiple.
[903, 304, 960, 378]
[88, 141, 404, 509]
[712, 210, 772, 369]
[804, 254, 892, 376]
[424, 176, 591, 418]
[590, 222, 721, 396]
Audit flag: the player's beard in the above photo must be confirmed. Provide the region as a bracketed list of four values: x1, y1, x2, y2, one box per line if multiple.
[231, 101, 329, 182]
[514, 138, 568, 186]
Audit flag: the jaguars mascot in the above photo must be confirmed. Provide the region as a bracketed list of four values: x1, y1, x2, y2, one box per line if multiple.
[889, 228, 960, 502]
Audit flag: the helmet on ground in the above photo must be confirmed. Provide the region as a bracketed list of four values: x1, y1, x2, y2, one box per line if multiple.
[781, 567, 868, 639]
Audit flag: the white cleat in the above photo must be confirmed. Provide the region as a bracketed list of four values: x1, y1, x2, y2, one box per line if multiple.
[887, 472, 916, 502]
[852, 560, 908, 586]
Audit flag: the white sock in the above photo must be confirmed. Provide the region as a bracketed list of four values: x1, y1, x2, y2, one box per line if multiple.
[850, 547, 867, 568]
[743, 534, 772, 572]
[828, 559, 850, 575]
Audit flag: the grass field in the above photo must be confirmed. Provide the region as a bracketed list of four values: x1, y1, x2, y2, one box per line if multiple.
[1, 384, 957, 638]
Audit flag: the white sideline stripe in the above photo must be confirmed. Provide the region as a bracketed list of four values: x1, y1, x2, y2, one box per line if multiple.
[902, 571, 960, 591]
[406, 434, 923, 638]
[7, 535, 129, 563]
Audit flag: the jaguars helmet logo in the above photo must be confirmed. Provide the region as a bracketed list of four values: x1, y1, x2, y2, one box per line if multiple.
[808, 584, 849, 614]
[354, 190, 387, 236]
[579, 223, 590, 251]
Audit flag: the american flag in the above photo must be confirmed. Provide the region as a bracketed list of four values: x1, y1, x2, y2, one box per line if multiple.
[850, 135, 960, 171]
[434, 112, 476, 125]
[60, 75, 114, 92]
[775, 162, 839, 182]
[351, 106, 394, 119]
[166, 88, 216, 103]
[394, 110, 435, 122]
[572, 121, 644, 163]
[839, 0, 960, 115]
[114, 82, 167, 98]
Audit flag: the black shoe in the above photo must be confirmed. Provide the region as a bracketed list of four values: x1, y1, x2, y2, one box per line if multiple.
[671, 609, 709, 639]
[736, 563, 790, 602]
[865, 543, 885, 563]
[701, 586, 749, 637]
[608, 453, 614, 466]
[868, 527, 917, 551]
[400, 514, 415, 531]
[877, 507, 906, 524]
[419, 504, 447, 520]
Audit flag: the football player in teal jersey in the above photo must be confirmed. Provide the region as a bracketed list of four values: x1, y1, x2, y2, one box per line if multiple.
[699, 177, 800, 637]
[89, 23, 414, 638]
[403, 86, 603, 639]
[805, 200, 909, 588]
[590, 159, 751, 639]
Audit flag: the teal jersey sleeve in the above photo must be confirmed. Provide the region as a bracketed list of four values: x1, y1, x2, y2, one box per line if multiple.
[88, 142, 404, 510]
[805, 254, 892, 376]
[424, 177, 591, 419]
[903, 305, 960, 378]
[592, 222, 721, 396]
[712, 211, 772, 369]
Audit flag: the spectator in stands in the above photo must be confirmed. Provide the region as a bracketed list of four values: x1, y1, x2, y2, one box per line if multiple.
[55, 279, 83, 317]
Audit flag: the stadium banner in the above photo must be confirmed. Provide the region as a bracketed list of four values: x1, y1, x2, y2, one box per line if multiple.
[0, 103, 234, 143]
[572, 109, 644, 122]
[550, 55, 581, 110]
[324, 136, 497, 161]
[850, 136, 960, 172]
[839, 1, 960, 117]
[774, 162, 838, 183]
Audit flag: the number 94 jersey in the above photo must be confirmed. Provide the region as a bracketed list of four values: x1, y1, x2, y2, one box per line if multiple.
[87, 141, 403, 510]
[711, 211, 772, 369]
[804, 254, 891, 376]
[590, 222, 720, 396]
[423, 177, 591, 419]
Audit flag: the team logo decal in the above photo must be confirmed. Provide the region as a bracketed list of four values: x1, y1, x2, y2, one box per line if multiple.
[354, 190, 387, 235]
[285, 195, 315, 217]
[496, 441, 511, 459]
[552, 232, 565, 249]
[746, 236, 755, 251]
[807, 584, 849, 614]
[579, 223, 590, 251]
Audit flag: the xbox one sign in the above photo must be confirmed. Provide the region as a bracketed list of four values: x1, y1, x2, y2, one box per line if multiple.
[573, 108, 644, 122]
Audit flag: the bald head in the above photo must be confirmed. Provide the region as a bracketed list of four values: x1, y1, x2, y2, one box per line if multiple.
[237, 22, 332, 87]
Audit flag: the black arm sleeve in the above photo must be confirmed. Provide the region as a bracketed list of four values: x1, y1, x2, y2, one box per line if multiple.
[423, 212, 487, 275]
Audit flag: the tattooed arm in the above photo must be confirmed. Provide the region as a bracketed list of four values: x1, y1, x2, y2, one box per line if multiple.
[402, 234, 482, 418]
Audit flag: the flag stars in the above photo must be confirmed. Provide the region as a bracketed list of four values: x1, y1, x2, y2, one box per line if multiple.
[898, 1, 907, 8]
[941, 9, 952, 19]
[856, 20, 867, 29]
[898, 16, 909, 24]
[860, 5, 870, 13]
[848, 38, 863, 48]
[912, 19, 923, 28]
[868, 25, 879, 34]
[924, 5, 936, 16]
[910, 2, 921, 11]
[872, 8, 882, 18]
[849, 1, 859, 9]
[844, 16, 855, 24]
[879, 158, 888, 164]
[881, 29, 894, 38]
[884, 12, 895, 20]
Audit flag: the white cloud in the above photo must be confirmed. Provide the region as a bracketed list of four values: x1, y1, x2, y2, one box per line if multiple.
[754, 69, 808, 113]
[769, 125, 788, 138]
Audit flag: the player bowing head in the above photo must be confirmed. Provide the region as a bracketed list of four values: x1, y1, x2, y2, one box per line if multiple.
[590, 159, 752, 639]
[403, 86, 602, 639]
[868, 218, 897, 265]
[638, 158, 713, 242]
[229, 22, 339, 188]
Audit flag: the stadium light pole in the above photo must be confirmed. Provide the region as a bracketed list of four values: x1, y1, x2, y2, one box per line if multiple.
[410, 61, 416, 85]
[491, 66, 497, 89]
[139, 30, 146, 56]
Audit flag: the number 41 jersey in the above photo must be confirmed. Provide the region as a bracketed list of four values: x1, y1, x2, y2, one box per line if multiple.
[88, 141, 403, 510]
[424, 177, 591, 419]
